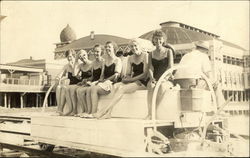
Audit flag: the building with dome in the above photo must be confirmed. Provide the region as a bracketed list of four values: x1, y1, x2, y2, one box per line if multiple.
[54, 25, 131, 60]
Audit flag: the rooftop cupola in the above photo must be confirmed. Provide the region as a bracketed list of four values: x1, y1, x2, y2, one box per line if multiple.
[60, 24, 76, 43]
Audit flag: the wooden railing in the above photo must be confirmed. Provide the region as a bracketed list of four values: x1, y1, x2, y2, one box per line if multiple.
[1, 78, 41, 86]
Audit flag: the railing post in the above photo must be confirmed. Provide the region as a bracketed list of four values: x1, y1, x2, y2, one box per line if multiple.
[4, 93, 7, 108]
[36, 93, 39, 108]
[7, 94, 10, 108]
[20, 93, 24, 108]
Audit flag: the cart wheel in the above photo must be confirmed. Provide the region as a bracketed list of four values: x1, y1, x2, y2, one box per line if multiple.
[38, 143, 55, 152]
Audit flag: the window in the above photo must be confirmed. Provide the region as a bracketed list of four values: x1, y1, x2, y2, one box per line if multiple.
[238, 91, 241, 102]
[223, 55, 226, 63]
[232, 57, 236, 65]
[227, 56, 232, 64]
[223, 90, 228, 100]
[236, 58, 240, 66]
[246, 90, 249, 101]
[243, 91, 246, 101]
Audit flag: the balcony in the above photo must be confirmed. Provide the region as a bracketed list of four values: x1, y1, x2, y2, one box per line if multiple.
[0, 78, 47, 92]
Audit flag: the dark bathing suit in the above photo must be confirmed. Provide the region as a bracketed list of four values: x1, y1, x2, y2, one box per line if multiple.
[92, 68, 102, 81]
[68, 72, 81, 85]
[104, 63, 116, 79]
[131, 62, 149, 86]
[81, 70, 92, 80]
[151, 57, 169, 81]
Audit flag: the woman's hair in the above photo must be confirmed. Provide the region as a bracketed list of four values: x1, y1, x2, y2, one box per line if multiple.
[106, 41, 118, 54]
[65, 49, 76, 58]
[93, 44, 104, 55]
[77, 49, 88, 56]
[129, 38, 141, 46]
[151, 30, 167, 46]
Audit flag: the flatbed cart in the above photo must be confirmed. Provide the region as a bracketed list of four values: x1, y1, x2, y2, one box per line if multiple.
[0, 65, 247, 157]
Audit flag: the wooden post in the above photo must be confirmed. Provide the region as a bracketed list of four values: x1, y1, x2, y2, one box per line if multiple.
[241, 91, 244, 102]
[49, 93, 52, 106]
[0, 144, 3, 157]
[235, 91, 238, 102]
[36, 93, 39, 108]
[4, 93, 7, 108]
[7, 94, 10, 108]
[20, 93, 24, 108]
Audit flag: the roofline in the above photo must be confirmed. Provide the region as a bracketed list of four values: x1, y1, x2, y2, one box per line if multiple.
[54, 43, 129, 53]
[217, 39, 247, 51]
[0, 64, 44, 73]
[7, 59, 46, 65]
[160, 21, 220, 38]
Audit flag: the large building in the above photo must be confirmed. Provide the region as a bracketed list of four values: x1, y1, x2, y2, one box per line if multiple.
[139, 21, 250, 114]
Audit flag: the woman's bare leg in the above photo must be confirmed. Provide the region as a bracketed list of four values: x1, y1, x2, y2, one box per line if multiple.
[146, 83, 154, 120]
[60, 87, 67, 110]
[56, 86, 62, 112]
[97, 82, 143, 119]
[76, 87, 88, 113]
[86, 87, 92, 114]
[90, 85, 110, 114]
[69, 85, 79, 115]
[56, 86, 67, 115]
[64, 85, 73, 115]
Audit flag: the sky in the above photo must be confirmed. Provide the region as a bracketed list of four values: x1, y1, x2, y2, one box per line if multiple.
[0, 1, 249, 63]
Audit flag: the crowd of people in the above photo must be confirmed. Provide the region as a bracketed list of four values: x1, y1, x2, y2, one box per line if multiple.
[54, 30, 223, 119]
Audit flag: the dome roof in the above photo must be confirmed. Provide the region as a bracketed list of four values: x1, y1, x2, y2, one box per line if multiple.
[140, 21, 246, 51]
[60, 24, 77, 42]
[139, 26, 214, 45]
[139, 21, 219, 45]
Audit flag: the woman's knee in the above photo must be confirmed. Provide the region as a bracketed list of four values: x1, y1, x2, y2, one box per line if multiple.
[91, 86, 98, 95]
[76, 88, 82, 97]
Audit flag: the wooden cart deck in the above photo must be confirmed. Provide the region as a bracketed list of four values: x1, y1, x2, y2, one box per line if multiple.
[29, 115, 175, 157]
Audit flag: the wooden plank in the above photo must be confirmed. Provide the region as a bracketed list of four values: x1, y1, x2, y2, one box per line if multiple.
[0, 132, 24, 145]
[0, 122, 30, 134]
[31, 116, 174, 129]
[31, 125, 144, 152]
[31, 116, 147, 153]
[30, 136, 141, 157]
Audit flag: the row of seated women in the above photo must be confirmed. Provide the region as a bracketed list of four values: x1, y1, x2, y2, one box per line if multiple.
[55, 30, 174, 119]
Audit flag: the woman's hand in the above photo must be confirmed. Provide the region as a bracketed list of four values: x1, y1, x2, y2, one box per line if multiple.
[54, 77, 60, 85]
[149, 79, 157, 88]
[98, 77, 105, 83]
[86, 81, 93, 86]
[121, 76, 132, 83]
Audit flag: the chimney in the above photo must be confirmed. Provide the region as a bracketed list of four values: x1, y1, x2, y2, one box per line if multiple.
[90, 31, 94, 40]
[30, 56, 33, 60]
